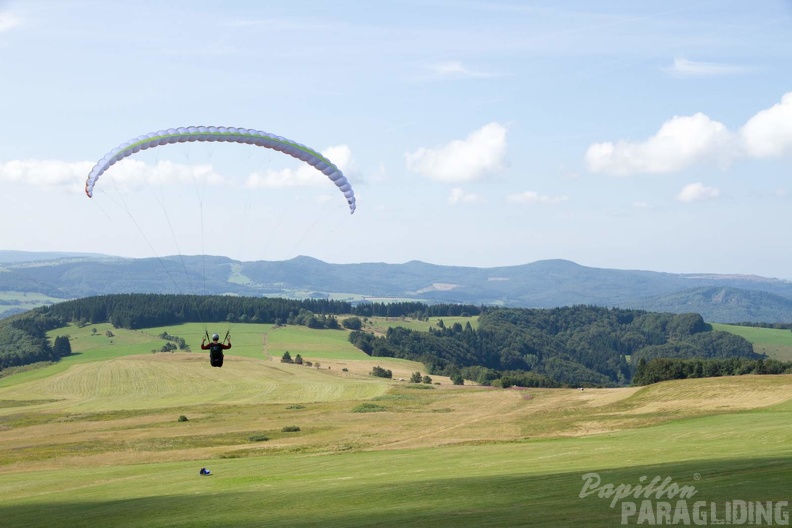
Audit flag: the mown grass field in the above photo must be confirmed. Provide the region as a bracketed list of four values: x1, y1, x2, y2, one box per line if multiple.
[0, 320, 790, 527]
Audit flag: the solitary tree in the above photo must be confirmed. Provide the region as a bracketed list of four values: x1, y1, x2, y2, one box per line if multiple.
[53, 336, 72, 357]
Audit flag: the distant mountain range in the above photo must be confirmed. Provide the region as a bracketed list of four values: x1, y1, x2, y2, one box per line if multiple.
[1, 250, 792, 323]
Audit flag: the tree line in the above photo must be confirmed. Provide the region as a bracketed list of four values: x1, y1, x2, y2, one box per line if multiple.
[633, 357, 792, 385]
[37, 294, 481, 329]
[348, 306, 760, 388]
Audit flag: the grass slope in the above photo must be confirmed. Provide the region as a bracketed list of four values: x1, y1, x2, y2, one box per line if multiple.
[0, 322, 790, 526]
[712, 323, 792, 361]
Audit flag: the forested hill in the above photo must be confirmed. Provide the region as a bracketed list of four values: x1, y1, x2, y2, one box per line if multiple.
[349, 305, 759, 387]
[0, 294, 758, 387]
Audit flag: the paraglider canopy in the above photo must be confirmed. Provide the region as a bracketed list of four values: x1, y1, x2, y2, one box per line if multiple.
[84, 126, 356, 213]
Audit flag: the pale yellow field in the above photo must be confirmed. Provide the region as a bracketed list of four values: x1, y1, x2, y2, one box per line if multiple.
[3, 348, 792, 474]
[0, 353, 390, 412]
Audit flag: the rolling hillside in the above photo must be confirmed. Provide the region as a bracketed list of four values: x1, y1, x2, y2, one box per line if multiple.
[1, 323, 791, 527]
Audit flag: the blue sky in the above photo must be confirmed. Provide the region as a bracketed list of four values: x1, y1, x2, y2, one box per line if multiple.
[2, 1, 792, 278]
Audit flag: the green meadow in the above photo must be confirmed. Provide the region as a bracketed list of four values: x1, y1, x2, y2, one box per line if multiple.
[713, 323, 792, 361]
[364, 315, 479, 334]
[0, 319, 790, 527]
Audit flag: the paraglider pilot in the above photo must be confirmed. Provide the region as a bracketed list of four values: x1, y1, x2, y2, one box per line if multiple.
[202, 332, 231, 367]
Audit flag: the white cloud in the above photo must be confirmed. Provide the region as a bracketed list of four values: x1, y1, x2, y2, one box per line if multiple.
[676, 182, 720, 202]
[506, 191, 568, 205]
[0, 160, 94, 191]
[428, 61, 495, 79]
[406, 123, 507, 183]
[663, 57, 753, 78]
[586, 92, 792, 177]
[111, 159, 224, 188]
[585, 113, 734, 176]
[0, 12, 22, 33]
[0, 159, 227, 194]
[246, 145, 354, 189]
[448, 187, 486, 205]
[0, 146, 357, 196]
[740, 92, 792, 158]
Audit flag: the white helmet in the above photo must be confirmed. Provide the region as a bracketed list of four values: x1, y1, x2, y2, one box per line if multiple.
[212, 333, 219, 340]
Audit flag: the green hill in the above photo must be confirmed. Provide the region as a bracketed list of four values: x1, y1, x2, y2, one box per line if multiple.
[0, 325, 791, 527]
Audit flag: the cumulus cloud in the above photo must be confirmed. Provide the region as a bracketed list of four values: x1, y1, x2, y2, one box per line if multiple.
[110, 159, 224, 188]
[2, 146, 355, 195]
[406, 123, 507, 183]
[0, 159, 229, 194]
[0, 12, 22, 33]
[448, 187, 486, 205]
[676, 182, 720, 202]
[246, 145, 354, 189]
[663, 57, 753, 78]
[740, 92, 792, 158]
[0, 160, 95, 191]
[586, 92, 792, 177]
[506, 191, 568, 205]
[585, 113, 734, 176]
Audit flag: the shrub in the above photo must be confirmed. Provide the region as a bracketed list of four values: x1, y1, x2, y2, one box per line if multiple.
[249, 434, 269, 442]
[370, 365, 392, 378]
[352, 403, 386, 413]
[342, 317, 363, 330]
[281, 425, 301, 432]
[178, 415, 188, 422]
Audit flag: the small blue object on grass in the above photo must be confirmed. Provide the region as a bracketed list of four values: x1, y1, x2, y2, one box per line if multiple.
[199, 467, 211, 476]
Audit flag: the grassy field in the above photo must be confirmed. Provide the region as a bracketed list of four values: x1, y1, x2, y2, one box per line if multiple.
[712, 323, 792, 361]
[0, 321, 790, 526]
[364, 315, 478, 335]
